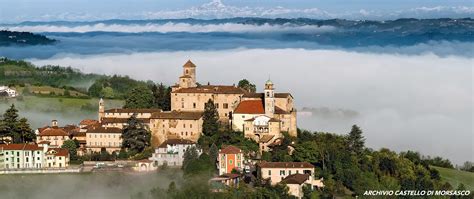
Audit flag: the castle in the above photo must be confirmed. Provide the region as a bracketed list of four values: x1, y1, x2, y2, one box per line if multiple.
[97, 60, 297, 151]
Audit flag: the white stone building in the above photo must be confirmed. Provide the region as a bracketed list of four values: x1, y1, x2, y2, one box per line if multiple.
[0, 142, 69, 170]
[0, 86, 17, 98]
[148, 139, 201, 167]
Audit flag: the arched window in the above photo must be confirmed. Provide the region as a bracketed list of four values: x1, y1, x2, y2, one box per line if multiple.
[186, 69, 189, 74]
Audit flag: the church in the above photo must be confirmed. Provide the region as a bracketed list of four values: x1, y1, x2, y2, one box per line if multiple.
[96, 60, 297, 151]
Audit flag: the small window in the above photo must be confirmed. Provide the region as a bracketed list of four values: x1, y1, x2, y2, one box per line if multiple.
[193, 103, 196, 108]
[223, 103, 228, 109]
[268, 170, 271, 175]
[280, 170, 285, 176]
[215, 103, 219, 109]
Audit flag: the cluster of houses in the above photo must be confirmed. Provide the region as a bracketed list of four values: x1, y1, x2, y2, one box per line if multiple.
[0, 60, 322, 198]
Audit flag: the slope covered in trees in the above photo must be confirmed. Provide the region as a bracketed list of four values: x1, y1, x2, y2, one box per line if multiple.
[0, 30, 56, 46]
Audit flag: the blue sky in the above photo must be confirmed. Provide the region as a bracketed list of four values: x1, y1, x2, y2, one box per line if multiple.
[0, 0, 473, 22]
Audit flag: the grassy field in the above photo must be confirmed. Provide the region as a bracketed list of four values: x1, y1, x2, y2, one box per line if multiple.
[0, 96, 123, 128]
[15, 86, 87, 97]
[432, 166, 474, 190]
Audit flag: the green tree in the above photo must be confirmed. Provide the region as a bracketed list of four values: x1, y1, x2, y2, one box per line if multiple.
[237, 79, 256, 93]
[209, 143, 218, 167]
[17, 118, 34, 143]
[61, 140, 78, 161]
[182, 146, 199, 172]
[347, 125, 365, 155]
[202, 99, 219, 137]
[123, 87, 154, 109]
[121, 114, 151, 153]
[100, 86, 114, 98]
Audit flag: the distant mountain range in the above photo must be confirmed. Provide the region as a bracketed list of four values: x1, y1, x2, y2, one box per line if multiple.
[0, 30, 56, 46]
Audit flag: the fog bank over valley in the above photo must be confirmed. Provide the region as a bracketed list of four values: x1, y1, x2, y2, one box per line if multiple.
[28, 48, 473, 164]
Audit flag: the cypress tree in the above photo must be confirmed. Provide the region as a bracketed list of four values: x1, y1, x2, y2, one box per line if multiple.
[202, 99, 219, 137]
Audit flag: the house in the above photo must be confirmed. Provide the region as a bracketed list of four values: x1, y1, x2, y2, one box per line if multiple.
[0, 142, 69, 169]
[85, 126, 122, 153]
[36, 120, 71, 147]
[257, 162, 314, 185]
[149, 138, 200, 167]
[218, 145, 244, 175]
[281, 174, 312, 198]
[0, 86, 17, 98]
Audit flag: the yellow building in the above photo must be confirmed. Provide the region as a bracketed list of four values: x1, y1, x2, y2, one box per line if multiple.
[149, 111, 203, 147]
[171, 60, 246, 122]
[85, 127, 122, 153]
[36, 120, 71, 148]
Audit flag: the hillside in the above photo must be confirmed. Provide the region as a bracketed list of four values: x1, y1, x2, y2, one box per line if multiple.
[432, 166, 474, 190]
[0, 30, 56, 46]
[0, 58, 150, 99]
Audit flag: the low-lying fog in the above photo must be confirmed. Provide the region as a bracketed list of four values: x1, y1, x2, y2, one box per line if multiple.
[29, 48, 473, 164]
[0, 171, 182, 199]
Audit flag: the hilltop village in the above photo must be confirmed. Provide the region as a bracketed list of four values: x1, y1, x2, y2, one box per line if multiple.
[0, 59, 470, 198]
[0, 60, 321, 198]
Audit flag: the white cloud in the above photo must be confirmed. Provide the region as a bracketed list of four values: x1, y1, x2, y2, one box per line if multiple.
[29, 48, 473, 164]
[1, 23, 335, 33]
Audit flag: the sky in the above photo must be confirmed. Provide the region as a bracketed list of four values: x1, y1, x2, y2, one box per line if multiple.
[0, 0, 473, 22]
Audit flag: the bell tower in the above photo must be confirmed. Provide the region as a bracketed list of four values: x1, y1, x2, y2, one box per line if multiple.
[264, 79, 275, 117]
[179, 60, 197, 88]
[98, 98, 105, 121]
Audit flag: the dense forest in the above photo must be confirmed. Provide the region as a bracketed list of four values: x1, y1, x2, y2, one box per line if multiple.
[0, 30, 56, 46]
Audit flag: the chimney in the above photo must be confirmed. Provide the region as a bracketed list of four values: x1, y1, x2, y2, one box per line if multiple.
[51, 120, 58, 127]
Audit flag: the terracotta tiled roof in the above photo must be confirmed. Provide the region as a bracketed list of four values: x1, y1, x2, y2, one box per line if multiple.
[234, 100, 265, 114]
[258, 162, 314, 168]
[281, 174, 310, 185]
[274, 106, 289, 114]
[63, 125, 80, 134]
[259, 135, 275, 143]
[242, 93, 292, 99]
[0, 144, 42, 150]
[151, 111, 203, 120]
[47, 148, 69, 157]
[101, 117, 151, 124]
[219, 145, 242, 154]
[173, 85, 246, 94]
[80, 119, 99, 126]
[71, 131, 86, 137]
[183, 60, 196, 68]
[39, 127, 69, 137]
[104, 108, 161, 114]
[86, 127, 122, 134]
[219, 173, 240, 179]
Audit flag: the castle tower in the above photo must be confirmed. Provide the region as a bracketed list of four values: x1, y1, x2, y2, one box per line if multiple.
[178, 60, 197, 88]
[98, 98, 105, 121]
[264, 79, 275, 117]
